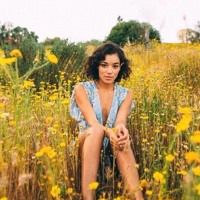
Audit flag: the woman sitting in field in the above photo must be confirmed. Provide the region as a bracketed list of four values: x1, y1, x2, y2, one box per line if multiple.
[70, 42, 143, 200]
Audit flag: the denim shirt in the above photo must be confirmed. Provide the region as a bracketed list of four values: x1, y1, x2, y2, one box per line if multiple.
[69, 81, 134, 182]
[69, 81, 132, 132]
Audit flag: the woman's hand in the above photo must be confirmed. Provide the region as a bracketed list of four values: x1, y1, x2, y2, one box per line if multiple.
[104, 124, 130, 151]
[104, 127, 119, 150]
[115, 124, 130, 151]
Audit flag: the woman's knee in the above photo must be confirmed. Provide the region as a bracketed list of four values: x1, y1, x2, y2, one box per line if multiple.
[78, 126, 104, 148]
[86, 126, 104, 139]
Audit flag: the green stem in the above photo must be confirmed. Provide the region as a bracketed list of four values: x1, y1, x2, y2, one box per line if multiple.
[15, 58, 19, 79]
[20, 62, 49, 81]
[2, 65, 14, 84]
[160, 134, 178, 196]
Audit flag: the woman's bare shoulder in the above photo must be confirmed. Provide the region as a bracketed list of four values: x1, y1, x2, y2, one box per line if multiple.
[74, 81, 94, 99]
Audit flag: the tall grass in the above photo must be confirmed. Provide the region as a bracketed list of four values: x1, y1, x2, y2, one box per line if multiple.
[0, 43, 200, 199]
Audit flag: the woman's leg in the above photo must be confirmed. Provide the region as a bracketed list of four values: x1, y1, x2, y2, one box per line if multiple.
[116, 144, 143, 200]
[78, 127, 104, 200]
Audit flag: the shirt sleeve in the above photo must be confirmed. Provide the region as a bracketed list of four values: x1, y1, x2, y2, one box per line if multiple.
[118, 85, 135, 110]
[69, 85, 82, 122]
[69, 82, 93, 131]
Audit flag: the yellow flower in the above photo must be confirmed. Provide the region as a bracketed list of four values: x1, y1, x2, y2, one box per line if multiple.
[60, 142, 66, 147]
[140, 179, 148, 188]
[8, 120, 16, 127]
[22, 80, 35, 89]
[177, 170, 187, 176]
[146, 190, 153, 196]
[47, 53, 58, 64]
[45, 116, 54, 125]
[185, 151, 200, 164]
[88, 181, 99, 190]
[114, 197, 122, 200]
[195, 184, 200, 195]
[175, 106, 192, 133]
[49, 93, 59, 101]
[10, 49, 22, 58]
[155, 129, 160, 133]
[35, 146, 57, 159]
[40, 146, 52, 154]
[144, 168, 150, 172]
[47, 149, 57, 159]
[50, 185, 61, 198]
[0, 57, 16, 65]
[0, 103, 4, 110]
[42, 146, 57, 158]
[153, 171, 165, 184]
[0, 197, 8, 200]
[192, 166, 200, 176]
[0, 49, 5, 57]
[66, 187, 73, 194]
[142, 138, 148, 143]
[165, 154, 175, 162]
[140, 115, 149, 120]
[190, 131, 200, 144]
[175, 114, 192, 133]
[35, 151, 44, 158]
[61, 99, 69, 105]
[178, 106, 192, 115]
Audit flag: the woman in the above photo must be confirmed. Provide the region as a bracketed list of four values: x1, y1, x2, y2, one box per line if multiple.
[70, 42, 143, 200]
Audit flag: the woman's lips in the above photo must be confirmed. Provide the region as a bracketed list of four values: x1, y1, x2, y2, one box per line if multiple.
[104, 76, 113, 79]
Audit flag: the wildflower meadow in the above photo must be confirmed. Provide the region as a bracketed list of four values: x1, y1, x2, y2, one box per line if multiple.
[0, 42, 200, 200]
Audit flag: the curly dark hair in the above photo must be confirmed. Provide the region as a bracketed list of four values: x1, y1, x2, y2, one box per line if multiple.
[85, 41, 131, 82]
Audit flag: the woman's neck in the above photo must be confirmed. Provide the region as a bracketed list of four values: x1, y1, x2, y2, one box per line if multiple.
[95, 80, 115, 91]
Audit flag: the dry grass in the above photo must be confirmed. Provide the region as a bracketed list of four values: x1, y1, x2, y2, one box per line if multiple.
[0, 43, 200, 199]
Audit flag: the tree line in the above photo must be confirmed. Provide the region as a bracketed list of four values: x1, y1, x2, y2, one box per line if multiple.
[1, 19, 199, 88]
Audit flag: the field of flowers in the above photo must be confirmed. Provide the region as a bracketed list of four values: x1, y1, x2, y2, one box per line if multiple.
[0, 42, 200, 200]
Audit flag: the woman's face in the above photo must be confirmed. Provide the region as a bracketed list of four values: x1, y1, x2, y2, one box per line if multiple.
[98, 53, 121, 84]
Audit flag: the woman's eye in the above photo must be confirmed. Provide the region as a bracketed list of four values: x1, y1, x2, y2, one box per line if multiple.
[113, 64, 120, 68]
[100, 63, 120, 68]
[100, 63, 107, 67]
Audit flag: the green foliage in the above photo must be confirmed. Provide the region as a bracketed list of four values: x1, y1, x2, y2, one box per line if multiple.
[0, 24, 38, 50]
[106, 20, 161, 46]
[0, 23, 39, 77]
[178, 28, 200, 43]
[0, 24, 87, 88]
[78, 39, 102, 47]
[18, 37, 38, 75]
[33, 37, 87, 87]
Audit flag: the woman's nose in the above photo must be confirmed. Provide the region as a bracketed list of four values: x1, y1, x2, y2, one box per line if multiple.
[107, 66, 113, 73]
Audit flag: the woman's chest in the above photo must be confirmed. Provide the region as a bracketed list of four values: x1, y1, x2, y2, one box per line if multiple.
[98, 91, 115, 123]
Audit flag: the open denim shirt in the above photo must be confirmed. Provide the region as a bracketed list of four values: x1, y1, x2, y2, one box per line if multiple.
[69, 81, 134, 148]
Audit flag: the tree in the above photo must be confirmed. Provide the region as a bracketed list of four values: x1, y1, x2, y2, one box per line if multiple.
[0, 23, 38, 49]
[177, 28, 200, 43]
[196, 21, 200, 32]
[19, 36, 38, 75]
[106, 20, 160, 46]
[33, 37, 87, 86]
[177, 21, 200, 43]
[0, 23, 39, 77]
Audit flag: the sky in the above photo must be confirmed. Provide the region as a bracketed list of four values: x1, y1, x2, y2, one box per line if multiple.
[1, 0, 200, 43]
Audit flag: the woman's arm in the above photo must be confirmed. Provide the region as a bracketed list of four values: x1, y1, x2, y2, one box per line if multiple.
[114, 90, 133, 148]
[115, 90, 133, 127]
[106, 90, 133, 150]
[74, 83, 100, 127]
